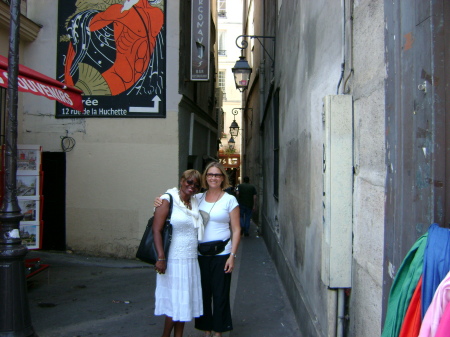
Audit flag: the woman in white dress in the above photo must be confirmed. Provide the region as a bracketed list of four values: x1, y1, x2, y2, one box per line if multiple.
[153, 169, 204, 337]
[154, 163, 241, 337]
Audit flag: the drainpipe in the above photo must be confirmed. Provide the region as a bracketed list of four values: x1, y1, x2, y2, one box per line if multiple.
[336, 1, 347, 337]
[336, 0, 346, 94]
[261, 0, 267, 100]
[337, 288, 345, 337]
[258, 0, 267, 235]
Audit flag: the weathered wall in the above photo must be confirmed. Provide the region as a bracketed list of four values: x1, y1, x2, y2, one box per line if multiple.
[270, 1, 343, 335]
[21, 0, 180, 258]
[255, 0, 386, 336]
[350, 0, 385, 335]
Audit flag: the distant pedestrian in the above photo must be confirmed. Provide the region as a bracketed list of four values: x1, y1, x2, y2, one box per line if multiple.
[224, 185, 236, 196]
[236, 176, 257, 237]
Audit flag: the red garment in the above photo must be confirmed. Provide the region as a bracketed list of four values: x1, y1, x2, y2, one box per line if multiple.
[399, 276, 423, 337]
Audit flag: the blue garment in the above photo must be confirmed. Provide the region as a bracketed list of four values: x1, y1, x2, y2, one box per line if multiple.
[240, 205, 252, 235]
[421, 223, 450, 318]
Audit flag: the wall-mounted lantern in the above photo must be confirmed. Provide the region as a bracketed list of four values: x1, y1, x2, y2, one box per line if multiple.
[228, 136, 236, 150]
[232, 34, 275, 92]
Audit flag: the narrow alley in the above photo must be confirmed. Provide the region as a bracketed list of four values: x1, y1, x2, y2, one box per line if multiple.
[26, 222, 300, 337]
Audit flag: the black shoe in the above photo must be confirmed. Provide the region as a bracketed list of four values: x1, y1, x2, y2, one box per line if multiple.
[240, 229, 244, 236]
[244, 233, 249, 237]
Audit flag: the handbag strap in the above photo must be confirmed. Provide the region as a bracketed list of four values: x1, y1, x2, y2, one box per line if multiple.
[163, 193, 174, 221]
[199, 191, 222, 216]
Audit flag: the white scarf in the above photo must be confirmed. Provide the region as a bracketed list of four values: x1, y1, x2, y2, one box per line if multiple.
[165, 187, 204, 240]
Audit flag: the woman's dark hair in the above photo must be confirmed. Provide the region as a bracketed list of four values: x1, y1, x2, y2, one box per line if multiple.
[180, 169, 201, 185]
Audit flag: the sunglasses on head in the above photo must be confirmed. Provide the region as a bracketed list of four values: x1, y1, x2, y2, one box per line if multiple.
[186, 180, 200, 189]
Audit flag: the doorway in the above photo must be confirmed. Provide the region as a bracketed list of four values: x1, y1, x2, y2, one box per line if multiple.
[41, 152, 66, 250]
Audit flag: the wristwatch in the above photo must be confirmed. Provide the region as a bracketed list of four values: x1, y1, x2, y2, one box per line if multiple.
[230, 252, 237, 258]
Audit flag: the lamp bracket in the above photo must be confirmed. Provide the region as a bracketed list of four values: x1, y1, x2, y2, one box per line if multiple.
[235, 35, 276, 63]
[232, 107, 253, 122]
[232, 107, 253, 114]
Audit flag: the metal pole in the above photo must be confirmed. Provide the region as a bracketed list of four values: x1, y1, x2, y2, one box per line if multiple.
[0, 0, 36, 335]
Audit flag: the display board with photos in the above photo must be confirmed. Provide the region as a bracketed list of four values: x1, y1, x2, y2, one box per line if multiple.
[17, 145, 43, 250]
[0, 146, 3, 203]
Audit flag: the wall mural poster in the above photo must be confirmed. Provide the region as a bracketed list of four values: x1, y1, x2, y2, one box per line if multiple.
[56, 0, 166, 118]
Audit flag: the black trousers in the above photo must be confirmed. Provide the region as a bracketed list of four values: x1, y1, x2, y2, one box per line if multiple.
[195, 254, 233, 332]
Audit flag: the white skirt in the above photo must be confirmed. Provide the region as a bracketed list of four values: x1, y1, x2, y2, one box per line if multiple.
[154, 258, 203, 321]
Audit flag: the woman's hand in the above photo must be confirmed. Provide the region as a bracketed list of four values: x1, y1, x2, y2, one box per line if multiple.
[224, 255, 235, 273]
[154, 196, 163, 208]
[225, 206, 240, 274]
[155, 260, 167, 274]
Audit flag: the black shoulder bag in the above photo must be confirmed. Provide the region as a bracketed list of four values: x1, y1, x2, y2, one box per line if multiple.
[136, 193, 173, 264]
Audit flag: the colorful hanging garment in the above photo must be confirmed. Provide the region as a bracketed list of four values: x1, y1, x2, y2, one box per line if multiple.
[399, 276, 423, 337]
[421, 224, 450, 318]
[419, 270, 450, 337]
[381, 233, 428, 337]
[434, 302, 450, 337]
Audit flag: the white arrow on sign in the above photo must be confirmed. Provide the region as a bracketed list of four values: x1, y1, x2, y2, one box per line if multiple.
[129, 95, 161, 113]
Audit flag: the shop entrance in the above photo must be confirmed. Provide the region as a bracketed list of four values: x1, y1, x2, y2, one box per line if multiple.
[41, 152, 66, 251]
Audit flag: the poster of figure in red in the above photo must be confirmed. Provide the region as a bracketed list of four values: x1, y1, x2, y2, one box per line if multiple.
[56, 0, 166, 118]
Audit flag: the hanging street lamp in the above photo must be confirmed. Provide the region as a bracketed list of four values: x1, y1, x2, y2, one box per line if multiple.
[228, 137, 236, 150]
[231, 56, 252, 92]
[232, 34, 276, 92]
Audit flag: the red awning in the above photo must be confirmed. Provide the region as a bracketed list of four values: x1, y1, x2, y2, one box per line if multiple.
[0, 54, 84, 112]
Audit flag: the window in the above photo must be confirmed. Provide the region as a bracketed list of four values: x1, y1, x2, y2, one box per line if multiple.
[273, 89, 280, 199]
[218, 0, 226, 17]
[218, 71, 226, 100]
[218, 31, 226, 56]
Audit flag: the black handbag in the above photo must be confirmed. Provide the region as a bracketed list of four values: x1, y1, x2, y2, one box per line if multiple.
[198, 238, 230, 256]
[136, 193, 173, 264]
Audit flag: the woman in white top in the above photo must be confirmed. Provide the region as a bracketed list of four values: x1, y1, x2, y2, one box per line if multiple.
[153, 169, 203, 337]
[155, 163, 241, 337]
[194, 162, 241, 337]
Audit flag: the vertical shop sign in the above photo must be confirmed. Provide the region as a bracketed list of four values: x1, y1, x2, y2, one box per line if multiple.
[190, 0, 210, 81]
[56, 0, 166, 118]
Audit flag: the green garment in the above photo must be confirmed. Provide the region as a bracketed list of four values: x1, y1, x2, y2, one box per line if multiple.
[381, 233, 428, 337]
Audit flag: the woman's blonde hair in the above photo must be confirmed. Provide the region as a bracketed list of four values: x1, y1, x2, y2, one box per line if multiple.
[201, 161, 230, 190]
